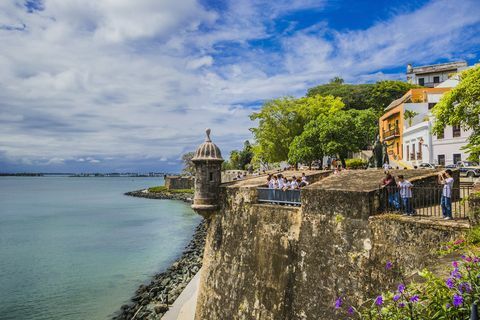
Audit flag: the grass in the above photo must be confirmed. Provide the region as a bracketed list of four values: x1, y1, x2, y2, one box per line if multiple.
[147, 186, 194, 194]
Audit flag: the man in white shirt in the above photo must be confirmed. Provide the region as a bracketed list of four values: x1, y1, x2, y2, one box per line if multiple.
[439, 169, 454, 220]
[397, 175, 414, 216]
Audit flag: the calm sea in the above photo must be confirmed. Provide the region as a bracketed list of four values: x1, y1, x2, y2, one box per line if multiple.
[0, 176, 201, 320]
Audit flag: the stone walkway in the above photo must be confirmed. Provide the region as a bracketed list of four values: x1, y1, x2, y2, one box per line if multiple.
[161, 268, 202, 320]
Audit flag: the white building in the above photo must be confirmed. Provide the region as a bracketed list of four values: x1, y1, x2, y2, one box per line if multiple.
[402, 76, 472, 167]
[406, 61, 467, 87]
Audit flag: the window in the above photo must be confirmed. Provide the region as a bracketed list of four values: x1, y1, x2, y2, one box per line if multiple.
[418, 78, 425, 86]
[209, 172, 214, 182]
[396, 143, 399, 155]
[453, 125, 461, 138]
[438, 154, 445, 166]
[433, 76, 440, 83]
[407, 145, 410, 161]
[437, 127, 444, 139]
[418, 141, 422, 160]
[412, 143, 416, 160]
[453, 154, 462, 164]
[428, 103, 437, 110]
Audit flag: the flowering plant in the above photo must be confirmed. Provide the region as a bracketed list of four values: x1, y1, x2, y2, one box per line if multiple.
[334, 257, 480, 319]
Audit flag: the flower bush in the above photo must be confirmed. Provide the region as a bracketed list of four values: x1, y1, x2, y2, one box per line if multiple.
[334, 258, 480, 319]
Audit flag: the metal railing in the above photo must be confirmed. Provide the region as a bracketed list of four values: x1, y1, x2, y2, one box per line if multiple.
[383, 127, 400, 140]
[257, 188, 301, 206]
[381, 185, 472, 219]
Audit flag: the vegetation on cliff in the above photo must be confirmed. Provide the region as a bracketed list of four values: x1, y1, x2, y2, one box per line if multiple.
[335, 227, 480, 319]
[148, 186, 193, 194]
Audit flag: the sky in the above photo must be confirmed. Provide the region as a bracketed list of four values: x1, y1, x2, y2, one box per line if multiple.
[1, 0, 480, 173]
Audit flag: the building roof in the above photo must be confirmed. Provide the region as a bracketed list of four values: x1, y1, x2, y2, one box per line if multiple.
[407, 61, 467, 75]
[384, 87, 452, 112]
[192, 128, 223, 162]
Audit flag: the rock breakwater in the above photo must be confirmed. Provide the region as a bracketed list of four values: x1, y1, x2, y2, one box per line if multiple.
[113, 220, 207, 320]
[125, 190, 193, 203]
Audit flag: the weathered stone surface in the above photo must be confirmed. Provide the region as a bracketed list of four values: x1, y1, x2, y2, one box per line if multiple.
[165, 176, 194, 190]
[194, 169, 470, 320]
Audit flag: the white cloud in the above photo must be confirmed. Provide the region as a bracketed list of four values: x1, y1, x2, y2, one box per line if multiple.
[0, 0, 479, 171]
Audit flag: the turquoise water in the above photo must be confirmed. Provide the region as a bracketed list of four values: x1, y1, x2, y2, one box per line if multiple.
[0, 176, 200, 320]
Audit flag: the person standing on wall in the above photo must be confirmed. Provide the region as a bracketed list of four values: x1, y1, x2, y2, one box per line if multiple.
[381, 173, 400, 211]
[397, 175, 414, 216]
[439, 169, 454, 220]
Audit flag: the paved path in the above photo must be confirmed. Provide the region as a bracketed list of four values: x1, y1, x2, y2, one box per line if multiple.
[161, 268, 202, 320]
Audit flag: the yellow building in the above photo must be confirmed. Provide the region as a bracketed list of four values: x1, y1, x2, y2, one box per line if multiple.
[379, 87, 451, 162]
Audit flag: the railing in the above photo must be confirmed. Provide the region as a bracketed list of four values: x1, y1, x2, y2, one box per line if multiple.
[257, 188, 301, 206]
[380, 185, 472, 219]
[383, 127, 400, 140]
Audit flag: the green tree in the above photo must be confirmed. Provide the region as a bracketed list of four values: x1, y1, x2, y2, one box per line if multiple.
[288, 121, 324, 168]
[330, 76, 344, 84]
[302, 111, 362, 167]
[181, 151, 195, 175]
[306, 80, 417, 113]
[250, 95, 344, 163]
[307, 82, 374, 110]
[349, 109, 379, 149]
[368, 80, 419, 113]
[432, 66, 480, 160]
[404, 110, 419, 127]
[249, 97, 302, 163]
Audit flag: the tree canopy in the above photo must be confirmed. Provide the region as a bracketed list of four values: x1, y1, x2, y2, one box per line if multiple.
[432, 65, 480, 160]
[249, 95, 344, 163]
[249, 78, 419, 167]
[223, 140, 254, 170]
[306, 80, 418, 113]
[181, 151, 195, 175]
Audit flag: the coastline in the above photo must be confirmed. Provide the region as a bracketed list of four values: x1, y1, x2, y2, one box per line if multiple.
[124, 190, 193, 203]
[114, 190, 205, 320]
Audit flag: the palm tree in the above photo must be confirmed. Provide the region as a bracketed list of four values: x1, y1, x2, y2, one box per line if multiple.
[404, 110, 419, 127]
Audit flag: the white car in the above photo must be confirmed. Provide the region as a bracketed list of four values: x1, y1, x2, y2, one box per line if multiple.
[418, 163, 436, 169]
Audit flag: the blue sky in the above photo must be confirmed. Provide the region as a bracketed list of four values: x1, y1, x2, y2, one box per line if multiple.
[0, 0, 479, 173]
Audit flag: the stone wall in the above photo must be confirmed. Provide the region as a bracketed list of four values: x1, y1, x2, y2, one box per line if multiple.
[195, 184, 302, 319]
[165, 176, 194, 190]
[194, 170, 469, 320]
[469, 181, 480, 225]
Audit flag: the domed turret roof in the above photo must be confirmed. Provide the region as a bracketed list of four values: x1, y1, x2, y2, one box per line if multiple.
[192, 128, 223, 161]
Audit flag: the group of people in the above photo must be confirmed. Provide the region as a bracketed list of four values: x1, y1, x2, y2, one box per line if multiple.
[267, 172, 309, 190]
[265, 173, 309, 205]
[381, 169, 455, 219]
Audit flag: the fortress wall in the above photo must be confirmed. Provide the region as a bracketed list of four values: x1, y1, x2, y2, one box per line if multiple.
[194, 171, 469, 320]
[292, 188, 379, 319]
[195, 186, 302, 320]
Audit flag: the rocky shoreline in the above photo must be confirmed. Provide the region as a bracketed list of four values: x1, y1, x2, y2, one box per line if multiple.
[115, 188, 204, 319]
[113, 219, 207, 320]
[124, 190, 193, 203]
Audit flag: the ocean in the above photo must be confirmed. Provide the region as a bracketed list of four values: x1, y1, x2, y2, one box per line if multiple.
[0, 176, 200, 320]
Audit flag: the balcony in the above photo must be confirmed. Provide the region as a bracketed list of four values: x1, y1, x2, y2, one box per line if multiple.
[382, 127, 400, 141]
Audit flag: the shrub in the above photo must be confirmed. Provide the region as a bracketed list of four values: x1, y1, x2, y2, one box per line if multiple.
[345, 158, 368, 169]
[147, 186, 194, 194]
[334, 258, 480, 319]
[148, 186, 167, 193]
